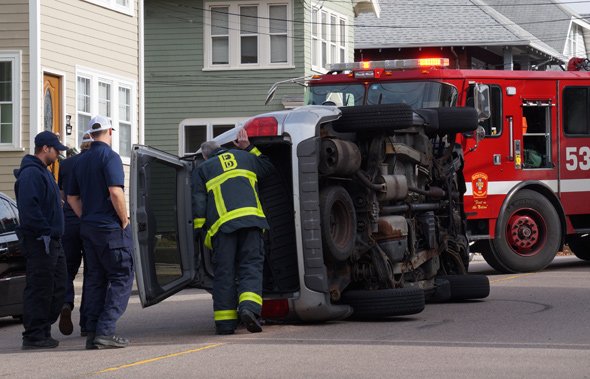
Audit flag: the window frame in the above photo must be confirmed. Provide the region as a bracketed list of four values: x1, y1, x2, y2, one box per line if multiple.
[311, 6, 348, 73]
[178, 117, 243, 156]
[76, 67, 136, 164]
[83, 0, 134, 17]
[203, 0, 293, 70]
[0, 51, 22, 151]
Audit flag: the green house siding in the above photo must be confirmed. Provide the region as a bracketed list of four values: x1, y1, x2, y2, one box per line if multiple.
[145, 0, 308, 154]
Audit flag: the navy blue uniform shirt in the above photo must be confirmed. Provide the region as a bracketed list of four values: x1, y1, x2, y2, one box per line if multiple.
[58, 150, 86, 225]
[68, 141, 125, 229]
[14, 154, 64, 238]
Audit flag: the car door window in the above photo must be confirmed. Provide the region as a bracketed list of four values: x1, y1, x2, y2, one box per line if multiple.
[0, 199, 17, 234]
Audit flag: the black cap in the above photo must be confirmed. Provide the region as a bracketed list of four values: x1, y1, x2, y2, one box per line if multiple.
[34, 131, 68, 151]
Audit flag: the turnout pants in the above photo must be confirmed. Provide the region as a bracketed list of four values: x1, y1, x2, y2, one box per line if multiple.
[19, 235, 67, 341]
[212, 227, 264, 332]
[80, 224, 134, 336]
[62, 221, 87, 329]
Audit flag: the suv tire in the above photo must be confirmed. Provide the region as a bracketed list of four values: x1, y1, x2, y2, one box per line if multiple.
[341, 287, 425, 318]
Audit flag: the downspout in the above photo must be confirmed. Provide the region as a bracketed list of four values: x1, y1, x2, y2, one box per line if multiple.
[29, 0, 41, 153]
[138, 0, 145, 145]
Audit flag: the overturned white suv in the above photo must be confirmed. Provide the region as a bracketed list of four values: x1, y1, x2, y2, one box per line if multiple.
[131, 104, 489, 322]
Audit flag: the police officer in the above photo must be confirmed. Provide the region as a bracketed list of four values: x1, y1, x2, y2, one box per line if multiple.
[14, 131, 68, 349]
[57, 134, 93, 336]
[193, 128, 273, 335]
[67, 116, 133, 349]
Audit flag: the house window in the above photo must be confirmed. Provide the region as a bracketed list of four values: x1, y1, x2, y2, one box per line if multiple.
[83, 0, 133, 16]
[76, 69, 136, 162]
[311, 7, 347, 72]
[180, 118, 242, 155]
[204, 1, 292, 70]
[0, 52, 20, 149]
[77, 77, 92, 144]
[118, 86, 132, 158]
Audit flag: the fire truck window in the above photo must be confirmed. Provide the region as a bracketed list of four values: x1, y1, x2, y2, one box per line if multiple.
[366, 82, 457, 108]
[522, 106, 551, 169]
[467, 85, 502, 137]
[563, 87, 590, 135]
[305, 84, 364, 107]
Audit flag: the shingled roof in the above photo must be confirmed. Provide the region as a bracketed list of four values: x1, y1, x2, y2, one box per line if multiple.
[486, 0, 588, 55]
[355, 0, 568, 63]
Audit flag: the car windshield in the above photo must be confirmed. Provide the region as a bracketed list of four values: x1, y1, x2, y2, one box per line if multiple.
[304, 84, 365, 107]
[305, 81, 458, 109]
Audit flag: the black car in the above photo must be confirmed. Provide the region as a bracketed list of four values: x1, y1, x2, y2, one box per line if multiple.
[0, 192, 23, 319]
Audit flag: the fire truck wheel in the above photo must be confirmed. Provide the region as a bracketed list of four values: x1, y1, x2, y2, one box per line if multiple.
[489, 190, 561, 273]
[319, 186, 356, 262]
[479, 242, 512, 273]
[333, 104, 414, 133]
[567, 235, 590, 261]
[437, 275, 490, 300]
[341, 287, 425, 319]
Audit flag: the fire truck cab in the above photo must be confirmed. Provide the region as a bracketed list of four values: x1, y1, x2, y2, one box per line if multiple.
[296, 58, 590, 273]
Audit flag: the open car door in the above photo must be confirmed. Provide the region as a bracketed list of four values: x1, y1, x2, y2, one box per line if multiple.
[130, 145, 196, 307]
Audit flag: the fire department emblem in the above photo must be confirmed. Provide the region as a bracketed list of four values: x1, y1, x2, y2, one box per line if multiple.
[471, 172, 488, 199]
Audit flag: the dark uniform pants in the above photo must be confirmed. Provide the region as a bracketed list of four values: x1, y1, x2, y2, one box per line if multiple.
[80, 224, 134, 336]
[19, 236, 67, 341]
[62, 221, 87, 329]
[212, 227, 264, 332]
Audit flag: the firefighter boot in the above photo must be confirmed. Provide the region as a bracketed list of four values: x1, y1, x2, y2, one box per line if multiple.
[240, 309, 262, 333]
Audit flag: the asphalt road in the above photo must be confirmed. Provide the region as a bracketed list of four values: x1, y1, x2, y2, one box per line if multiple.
[0, 256, 589, 379]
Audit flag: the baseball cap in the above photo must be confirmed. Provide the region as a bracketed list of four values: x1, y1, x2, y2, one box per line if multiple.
[34, 131, 68, 151]
[86, 115, 116, 134]
[81, 133, 93, 144]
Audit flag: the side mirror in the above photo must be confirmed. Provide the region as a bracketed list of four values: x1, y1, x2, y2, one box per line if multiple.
[474, 84, 491, 122]
[466, 125, 486, 153]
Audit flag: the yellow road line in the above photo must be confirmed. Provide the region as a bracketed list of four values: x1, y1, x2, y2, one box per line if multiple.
[95, 343, 223, 374]
[489, 273, 534, 283]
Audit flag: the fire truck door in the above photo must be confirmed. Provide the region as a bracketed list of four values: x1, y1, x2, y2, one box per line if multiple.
[559, 84, 590, 220]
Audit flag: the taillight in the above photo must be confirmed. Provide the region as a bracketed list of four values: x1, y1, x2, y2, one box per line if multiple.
[243, 116, 278, 137]
[261, 299, 289, 319]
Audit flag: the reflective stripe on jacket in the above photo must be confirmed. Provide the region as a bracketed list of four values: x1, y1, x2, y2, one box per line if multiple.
[192, 145, 273, 248]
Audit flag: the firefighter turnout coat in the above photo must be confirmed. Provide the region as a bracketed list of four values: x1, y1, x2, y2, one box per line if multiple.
[192, 145, 273, 247]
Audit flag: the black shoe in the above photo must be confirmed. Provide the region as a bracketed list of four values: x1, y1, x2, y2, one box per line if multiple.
[215, 328, 235, 335]
[240, 310, 262, 333]
[59, 304, 73, 336]
[85, 333, 97, 350]
[94, 335, 129, 349]
[22, 338, 59, 350]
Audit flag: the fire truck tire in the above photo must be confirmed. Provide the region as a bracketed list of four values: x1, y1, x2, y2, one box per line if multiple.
[341, 287, 425, 319]
[479, 242, 513, 273]
[489, 190, 561, 273]
[437, 275, 490, 300]
[319, 186, 356, 262]
[567, 235, 590, 261]
[333, 104, 414, 133]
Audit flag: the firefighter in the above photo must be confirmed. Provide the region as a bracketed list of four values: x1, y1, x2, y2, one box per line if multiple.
[14, 131, 68, 349]
[193, 128, 273, 335]
[67, 116, 134, 349]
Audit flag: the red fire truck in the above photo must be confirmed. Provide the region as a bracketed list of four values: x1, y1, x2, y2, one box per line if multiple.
[276, 57, 590, 273]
